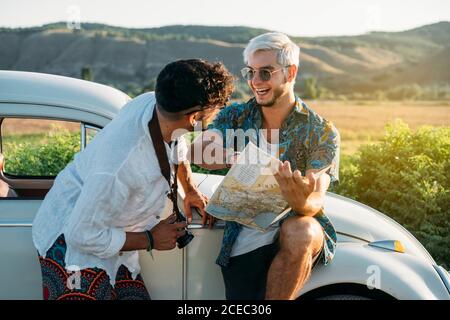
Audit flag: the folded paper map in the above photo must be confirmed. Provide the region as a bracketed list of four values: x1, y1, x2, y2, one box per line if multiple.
[205, 142, 291, 231]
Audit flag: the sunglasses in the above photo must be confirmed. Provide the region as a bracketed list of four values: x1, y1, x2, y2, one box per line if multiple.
[241, 66, 290, 81]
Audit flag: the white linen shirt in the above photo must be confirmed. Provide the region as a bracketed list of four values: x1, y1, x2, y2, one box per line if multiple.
[32, 92, 187, 285]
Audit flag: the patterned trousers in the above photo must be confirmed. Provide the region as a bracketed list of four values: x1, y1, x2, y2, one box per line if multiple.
[38, 234, 151, 300]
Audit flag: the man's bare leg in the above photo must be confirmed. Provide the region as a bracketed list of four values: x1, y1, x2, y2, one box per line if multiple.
[265, 216, 324, 300]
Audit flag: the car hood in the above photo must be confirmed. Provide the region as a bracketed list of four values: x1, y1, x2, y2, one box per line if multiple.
[324, 192, 435, 264]
[194, 173, 435, 265]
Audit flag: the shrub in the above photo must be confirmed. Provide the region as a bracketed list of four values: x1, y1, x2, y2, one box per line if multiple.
[191, 164, 229, 176]
[335, 120, 450, 268]
[4, 129, 80, 176]
[303, 78, 318, 100]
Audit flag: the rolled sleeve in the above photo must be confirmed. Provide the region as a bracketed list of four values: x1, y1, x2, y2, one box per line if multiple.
[101, 227, 127, 259]
[64, 173, 128, 259]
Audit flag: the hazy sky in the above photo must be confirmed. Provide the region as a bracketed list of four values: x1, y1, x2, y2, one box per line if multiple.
[1, 0, 449, 36]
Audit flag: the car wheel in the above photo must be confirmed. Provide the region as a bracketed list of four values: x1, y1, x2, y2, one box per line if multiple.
[317, 294, 371, 300]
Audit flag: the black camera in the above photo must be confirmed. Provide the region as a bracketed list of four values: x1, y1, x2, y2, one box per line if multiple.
[174, 211, 194, 249]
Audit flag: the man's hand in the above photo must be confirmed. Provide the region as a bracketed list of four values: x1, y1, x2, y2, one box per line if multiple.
[274, 160, 317, 214]
[183, 189, 216, 228]
[150, 214, 187, 250]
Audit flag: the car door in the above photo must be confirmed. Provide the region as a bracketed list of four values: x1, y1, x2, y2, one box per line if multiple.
[182, 173, 226, 300]
[0, 102, 224, 299]
[138, 173, 226, 300]
[0, 106, 101, 299]
[0, 103, 189, 300]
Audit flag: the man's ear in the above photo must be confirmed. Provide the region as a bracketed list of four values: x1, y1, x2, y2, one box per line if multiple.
[287, 65, 298, 83]
[185, 111, 200, 127]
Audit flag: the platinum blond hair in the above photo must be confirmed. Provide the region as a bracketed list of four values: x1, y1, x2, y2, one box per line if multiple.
[243, 32, 300, 67]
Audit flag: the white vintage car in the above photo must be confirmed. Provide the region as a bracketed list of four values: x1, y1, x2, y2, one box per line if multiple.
[0, 70, 448, 300]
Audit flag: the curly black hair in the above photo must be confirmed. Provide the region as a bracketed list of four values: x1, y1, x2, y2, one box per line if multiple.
[155, 59, 234, 114]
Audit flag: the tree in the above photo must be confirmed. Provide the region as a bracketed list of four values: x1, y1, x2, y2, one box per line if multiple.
[303, 78, 318, 99]
[141, 78, 157, 93]
[81, 66, 93, 81]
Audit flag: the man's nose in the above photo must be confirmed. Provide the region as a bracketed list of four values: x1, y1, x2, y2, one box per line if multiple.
[251, 71, 265, 84]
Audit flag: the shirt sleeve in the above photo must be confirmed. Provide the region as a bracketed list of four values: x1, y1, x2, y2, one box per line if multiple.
[306, 119, 340, 186]
[206, 104, 239, 149]
[63, 173, 128, 259]
[171, 135, 189, 164]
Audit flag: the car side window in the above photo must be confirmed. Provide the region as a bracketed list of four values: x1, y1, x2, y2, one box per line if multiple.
[0, 118, 99, 177]
[81, 124, 100, 151]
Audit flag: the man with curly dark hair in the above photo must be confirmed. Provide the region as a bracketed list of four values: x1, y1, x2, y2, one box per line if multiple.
[32, 59, 234, 300]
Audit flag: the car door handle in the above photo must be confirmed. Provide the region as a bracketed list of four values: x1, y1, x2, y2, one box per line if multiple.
[187, 223, 205, 230]
[187, 222, 225, 230]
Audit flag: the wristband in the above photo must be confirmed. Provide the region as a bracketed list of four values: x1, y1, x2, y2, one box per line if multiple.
[145, 230, 154, 252]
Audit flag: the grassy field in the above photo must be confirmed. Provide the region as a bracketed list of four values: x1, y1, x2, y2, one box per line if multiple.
[303, 100, 450, 155]
[1, 119, 80, 153]
[1, 101, 448, 158]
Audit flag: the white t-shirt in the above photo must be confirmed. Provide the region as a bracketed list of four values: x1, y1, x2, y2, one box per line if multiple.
[230, 132, 281, 257]
[32, 92, 187, 285]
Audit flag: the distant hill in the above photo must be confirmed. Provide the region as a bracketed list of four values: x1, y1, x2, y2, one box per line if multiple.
[1, 21, 449, 97]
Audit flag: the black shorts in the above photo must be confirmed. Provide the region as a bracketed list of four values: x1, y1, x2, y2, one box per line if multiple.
[221, 242, 279, 300]
[221, 240, 323, 300]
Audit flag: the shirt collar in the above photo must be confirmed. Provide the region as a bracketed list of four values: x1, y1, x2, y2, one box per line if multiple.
[292, 96, 309, 117]
[249, 95, 309, 130]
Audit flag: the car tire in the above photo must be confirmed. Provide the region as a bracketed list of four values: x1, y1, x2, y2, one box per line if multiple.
[317, 294, 371, 300]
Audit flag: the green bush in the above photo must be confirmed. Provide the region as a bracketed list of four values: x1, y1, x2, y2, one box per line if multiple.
[191, 164, 229, 176]
[4, 129, 80, 176]
[335, 120, 450, 268]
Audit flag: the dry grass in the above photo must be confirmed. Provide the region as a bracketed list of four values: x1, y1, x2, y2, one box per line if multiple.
[304, 100, 450, 155]
[1, 101, 448, 156]
[2, 119, 79, 135]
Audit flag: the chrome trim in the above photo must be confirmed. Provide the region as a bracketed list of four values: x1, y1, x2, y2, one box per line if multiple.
[84, 124, 101, 131]
[80, 123, 86, 151]
[0, 222, 33, 227]
[182, 246, 187, 300]
[187, 221, 225, 230]
[336, 231, 370, 243]
[81, 123, 101, 150]
[187, 223, 205, 230]
[433, 265, 450, 295]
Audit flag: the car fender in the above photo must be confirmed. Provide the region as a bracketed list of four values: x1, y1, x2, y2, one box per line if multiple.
[300, 242, 449, 300]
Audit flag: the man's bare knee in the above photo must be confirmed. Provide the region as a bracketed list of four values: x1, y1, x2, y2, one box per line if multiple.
[280, 216, 323, 254]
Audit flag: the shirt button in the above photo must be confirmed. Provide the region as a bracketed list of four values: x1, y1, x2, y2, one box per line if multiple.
[119, 252, 123, 256]
[156, 216, 160, 220]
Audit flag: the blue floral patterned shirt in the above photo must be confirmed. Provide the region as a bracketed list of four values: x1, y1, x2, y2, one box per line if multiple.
[209, 96, 340, 267]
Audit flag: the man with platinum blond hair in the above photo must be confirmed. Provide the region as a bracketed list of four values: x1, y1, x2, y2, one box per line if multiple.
[185, 32, 340, 300]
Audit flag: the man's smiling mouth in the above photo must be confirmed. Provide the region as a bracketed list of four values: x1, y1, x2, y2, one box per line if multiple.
[255, 88, 270, 96]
